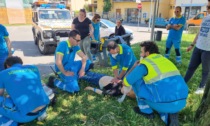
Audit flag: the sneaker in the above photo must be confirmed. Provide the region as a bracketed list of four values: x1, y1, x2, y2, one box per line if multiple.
[47, 76, 55, 89]
[133, 106, 155, 119]
[176, 56, 182, 64]
[195, 88, 204, 94]
[38, 112, 47, 121]
[167, 113, 179, 126]
[165, 54, 170, 59]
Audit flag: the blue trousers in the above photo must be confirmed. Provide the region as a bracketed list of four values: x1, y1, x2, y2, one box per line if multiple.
[80, 71, 106, 86]
[0, 97, 46, 125]
[132, 80, 186, 124]
[54, 60, 91, 93]
[165, 38, 181, 62]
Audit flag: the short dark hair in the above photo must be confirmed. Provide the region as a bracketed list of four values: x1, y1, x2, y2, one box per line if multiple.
[176, 6, 182, 12]
[140, 41, 159, 54]
[4, 56, 23, 69]
[69, 30, 80, 38]
[92, 14, 101, 22]
[107, 41, 118, 51]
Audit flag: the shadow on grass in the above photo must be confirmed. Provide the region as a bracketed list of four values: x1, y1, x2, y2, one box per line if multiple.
[25, 33, 199, 126]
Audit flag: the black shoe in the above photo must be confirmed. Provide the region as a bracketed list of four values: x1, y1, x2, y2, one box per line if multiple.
[47, 76, 55, 89]
[167, 113, 179, 126]
[133, 106, 155, 119]
[86, 63, 94, 72]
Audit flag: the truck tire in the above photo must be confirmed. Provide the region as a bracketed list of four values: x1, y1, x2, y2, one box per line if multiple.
[38, 38, 50, 55]
[32, 28, 38, 45]
[187, 24, 195, 30]
[33, 34, 38, 45]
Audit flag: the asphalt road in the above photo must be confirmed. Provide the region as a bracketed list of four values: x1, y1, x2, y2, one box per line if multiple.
[6, 25, 169, 79]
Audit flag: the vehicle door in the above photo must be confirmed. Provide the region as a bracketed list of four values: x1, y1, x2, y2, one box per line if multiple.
[100, 22, 110, 37]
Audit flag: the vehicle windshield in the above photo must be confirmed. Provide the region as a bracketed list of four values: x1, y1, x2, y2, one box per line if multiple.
[101, 19, 116, 27]
[39, 10, 71, 20]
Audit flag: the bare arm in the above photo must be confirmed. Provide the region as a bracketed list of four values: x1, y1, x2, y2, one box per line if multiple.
[84, 86, 103, 95]
[187, 33, 199, 52]
[166, 24, 171, 30]
[118, 70, 126, 79]
[77, 51, 87, 77]
[5, 38, 12, 56]
[89, 24, 94, 40]
[171, 24, 183, 30]
[56, 54, 74, 76]
[71, 24, 75, 30]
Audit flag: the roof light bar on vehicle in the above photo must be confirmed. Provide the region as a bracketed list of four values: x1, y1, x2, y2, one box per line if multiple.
[40, 4, 66, 9]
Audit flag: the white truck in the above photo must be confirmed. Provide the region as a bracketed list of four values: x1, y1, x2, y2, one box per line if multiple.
[32, 4, 72, 54]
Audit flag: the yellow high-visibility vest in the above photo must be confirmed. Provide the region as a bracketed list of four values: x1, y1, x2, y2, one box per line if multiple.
[141, 54, 180, 84]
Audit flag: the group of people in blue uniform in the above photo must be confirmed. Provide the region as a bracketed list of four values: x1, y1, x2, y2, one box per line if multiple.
[0, 2, 210, 125]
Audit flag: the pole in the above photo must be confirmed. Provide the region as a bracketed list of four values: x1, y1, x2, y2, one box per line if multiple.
[189, 0, 193, 19]
[150, 0, 158, 41]
[148, 0, 153, 31]
[137, 8, 140, 30]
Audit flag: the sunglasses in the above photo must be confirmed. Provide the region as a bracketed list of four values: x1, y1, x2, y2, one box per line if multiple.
[207, 5, 210, 10]
[73, 37, 81, 42]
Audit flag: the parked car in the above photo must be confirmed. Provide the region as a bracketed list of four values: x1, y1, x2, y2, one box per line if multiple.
[100, 19, 133, 40]
[155, 17, 169, 28]
[86, 12, 94, 20]
[187, 11, 207, 28]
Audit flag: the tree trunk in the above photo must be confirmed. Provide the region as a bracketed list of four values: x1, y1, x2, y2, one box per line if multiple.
[195, 78, 210, 126]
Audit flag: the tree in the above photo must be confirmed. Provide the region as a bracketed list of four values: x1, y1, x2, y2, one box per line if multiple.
[103, 0, 111, 12]
[195, 78, 210, 126]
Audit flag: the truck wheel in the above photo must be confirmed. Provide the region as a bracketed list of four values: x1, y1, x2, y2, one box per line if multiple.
[187, 24, 195, 30]
[38, 38, 49, 55]
[33, 34, 38, 45]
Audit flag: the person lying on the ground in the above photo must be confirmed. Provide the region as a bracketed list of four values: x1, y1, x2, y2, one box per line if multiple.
[80, 71, 135, 98]
[0, 56, 49, 125]
[54, 30, 93, 93]
[107, 41, 137, 83]
[123, 41, 188, 126]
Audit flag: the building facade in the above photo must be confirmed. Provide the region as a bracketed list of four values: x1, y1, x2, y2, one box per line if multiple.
[176, 0, 207, 20]
[0, 0, 33, 24]
[97, 0, 175, 23]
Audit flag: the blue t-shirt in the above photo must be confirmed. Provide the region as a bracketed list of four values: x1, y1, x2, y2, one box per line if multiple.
[91, 21, 100, 41]
[167, 16, 186, 41]
[0, 64, 50, 115]
[0, 24, 9, 55]
[55, 40, 81, 72]
[109, 44, 137, 71]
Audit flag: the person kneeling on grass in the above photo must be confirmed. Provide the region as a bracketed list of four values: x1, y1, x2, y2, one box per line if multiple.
[0, 56, 49, 126]
[123, 41, 188, 126]
[54, 30, 93, 93]
[81, 71, 135, 98]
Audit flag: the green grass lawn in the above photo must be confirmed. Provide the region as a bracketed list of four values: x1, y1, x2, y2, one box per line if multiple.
[26, 34, 202, 126]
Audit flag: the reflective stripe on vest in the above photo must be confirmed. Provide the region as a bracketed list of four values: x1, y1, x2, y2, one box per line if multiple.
[141, 54, 180, 84]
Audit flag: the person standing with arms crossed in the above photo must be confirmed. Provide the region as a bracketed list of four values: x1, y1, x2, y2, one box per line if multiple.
[165, 6, 186, 64]
[71, 9, 94, 61]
